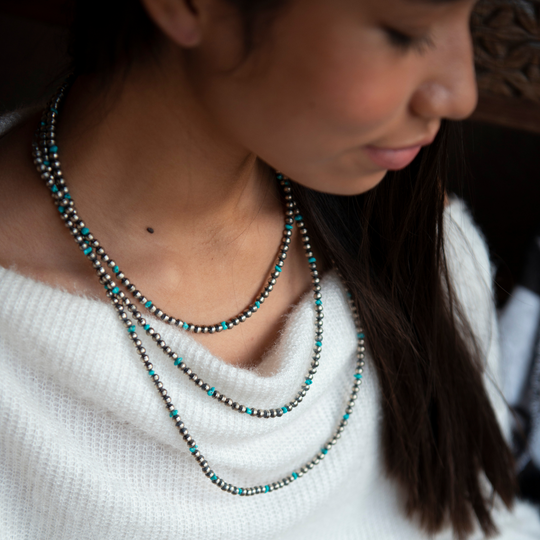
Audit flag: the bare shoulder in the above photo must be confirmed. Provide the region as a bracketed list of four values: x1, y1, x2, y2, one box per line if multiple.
[0, 114, 96, 292]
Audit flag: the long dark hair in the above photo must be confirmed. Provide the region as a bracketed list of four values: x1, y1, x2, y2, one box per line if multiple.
[69, 1, 517, 537]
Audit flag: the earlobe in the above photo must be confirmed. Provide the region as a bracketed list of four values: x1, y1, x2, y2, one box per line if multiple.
[140, 0, 203, 48]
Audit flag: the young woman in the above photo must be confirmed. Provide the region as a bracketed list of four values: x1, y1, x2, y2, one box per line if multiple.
[1, 0, 539, 538]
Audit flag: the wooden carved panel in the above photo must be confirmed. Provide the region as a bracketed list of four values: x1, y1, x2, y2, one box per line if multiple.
[471, 0, 540, 130]
[472, 0, 540, 102]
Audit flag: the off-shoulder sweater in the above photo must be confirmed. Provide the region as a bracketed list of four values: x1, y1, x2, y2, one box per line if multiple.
[1, 200, 539, 539]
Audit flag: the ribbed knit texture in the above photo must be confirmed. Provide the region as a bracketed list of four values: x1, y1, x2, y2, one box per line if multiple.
[1, 200, 539, 539]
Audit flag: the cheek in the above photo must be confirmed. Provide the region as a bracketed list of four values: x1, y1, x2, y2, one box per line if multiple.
[306, 63, 408, 143]
[286, 27, 414, 144]
[264, 55, 414, 193]
[196, 10, 418, 195]
[248, 45, 413, 188]
[236, 58, 407, 162]
[262, 22, 415, 158]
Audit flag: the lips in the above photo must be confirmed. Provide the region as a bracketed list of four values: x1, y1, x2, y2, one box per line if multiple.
[364, 144, 423, 171]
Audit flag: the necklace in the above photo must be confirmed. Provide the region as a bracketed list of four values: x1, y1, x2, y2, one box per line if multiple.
[32, 82, 366, 496]
[34, 83, 326, 416]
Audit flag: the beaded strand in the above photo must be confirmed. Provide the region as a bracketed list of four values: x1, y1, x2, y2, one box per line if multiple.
[32, 84, 325, 418]
[109, 286, 365, 496]
[32, 82, 367, 495]
[35, 85, 317, 335]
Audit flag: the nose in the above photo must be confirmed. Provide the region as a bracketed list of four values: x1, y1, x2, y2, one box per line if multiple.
[409, 23, 478, 122]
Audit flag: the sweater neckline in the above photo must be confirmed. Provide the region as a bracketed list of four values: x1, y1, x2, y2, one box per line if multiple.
[0, 263, 340, 377]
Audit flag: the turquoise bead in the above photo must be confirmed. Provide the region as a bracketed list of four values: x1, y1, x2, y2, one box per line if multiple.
[169, 410, 178, 417]
[292, 472, 298, 480]
[221, 322, 227, 330]
[276, 174, 283, 179]
[275, 265, 282, 273]
[285, 224, 293, 230]
[112, 287, 120, 294]
[255, 301, 260, 309]
[43, 160, 49, 165]
[294, 215, 303, 221]
[50, 107, 57, 113]
[58, 206, 64, 213]
[308, 257, 316, 263]
[51, 185, 58, 193]
[114, 266, 119, 273]
[65, 194, 71, 200]
[238, 488, 243, 495]
[144, 324, 151, 331]
[128, 325, 136, 333]
[316, 341, 322, 347]
[189, 446, 198, 453]
[81, 227, 90, 235]
[347, 292, 352, 298]
[358, 333, 365, 339]
[174, 358, 182, 366]
[145, 301, 152, 308]
[49, 145, 58, 153]
[148, 370, 155, 376]
[41, 121, 45, 126]
[265, 485, 269, 493]
[315, 299, 322, 306]
[211, 475, 218, 481]
[184, 322, 190, 330]
[282, 407, 288, 414]
[208, 387, 215, 396]
[343, 413, 349, 420]
[305, 379, 312, 385]
[354, 373, 363, 380]
[322, 448, 328, 455]
[83, 247, 92, 255]
[246, 408, 252, 415]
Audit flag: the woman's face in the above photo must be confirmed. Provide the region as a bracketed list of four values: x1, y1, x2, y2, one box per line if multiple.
[155, 0, 478, 195]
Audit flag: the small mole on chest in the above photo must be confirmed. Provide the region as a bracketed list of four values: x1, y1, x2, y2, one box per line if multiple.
[147, 227, 154, 234]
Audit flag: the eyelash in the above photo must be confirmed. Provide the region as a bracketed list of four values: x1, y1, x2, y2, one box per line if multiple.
[384, 27, 435, 54]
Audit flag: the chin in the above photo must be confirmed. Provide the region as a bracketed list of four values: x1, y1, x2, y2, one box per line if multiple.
[293, 169, 388, 197]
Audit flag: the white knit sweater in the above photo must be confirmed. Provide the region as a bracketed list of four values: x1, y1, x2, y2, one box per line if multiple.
[1, 200, 539, 540]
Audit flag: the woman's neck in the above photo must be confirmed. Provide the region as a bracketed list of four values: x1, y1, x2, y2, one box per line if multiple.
[0, 64, 323, 367]
[57, 66, 282, 246]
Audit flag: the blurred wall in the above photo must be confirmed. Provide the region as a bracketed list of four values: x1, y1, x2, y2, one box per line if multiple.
[0, 3, 70, 113]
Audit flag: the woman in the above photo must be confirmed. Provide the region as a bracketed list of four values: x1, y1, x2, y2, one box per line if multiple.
[0, 0, 539, 538]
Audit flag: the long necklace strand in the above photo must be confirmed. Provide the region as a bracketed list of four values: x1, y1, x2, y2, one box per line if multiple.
[36, 98, 311, 336]
[32, 83, 366, 495]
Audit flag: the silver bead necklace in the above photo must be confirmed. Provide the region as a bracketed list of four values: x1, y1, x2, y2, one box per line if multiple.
[32, 82, 366, 496]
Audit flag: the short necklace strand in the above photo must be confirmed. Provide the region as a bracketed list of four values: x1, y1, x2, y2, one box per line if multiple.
[34, 87, 320, 336]
[32, 83, 367, 495]
[33, 85, 326, 417]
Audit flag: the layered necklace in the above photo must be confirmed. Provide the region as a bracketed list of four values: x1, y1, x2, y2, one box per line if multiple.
[32, 82, 366, 497]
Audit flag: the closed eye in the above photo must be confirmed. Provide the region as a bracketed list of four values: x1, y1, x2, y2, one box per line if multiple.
[384, 27, 435, 54]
